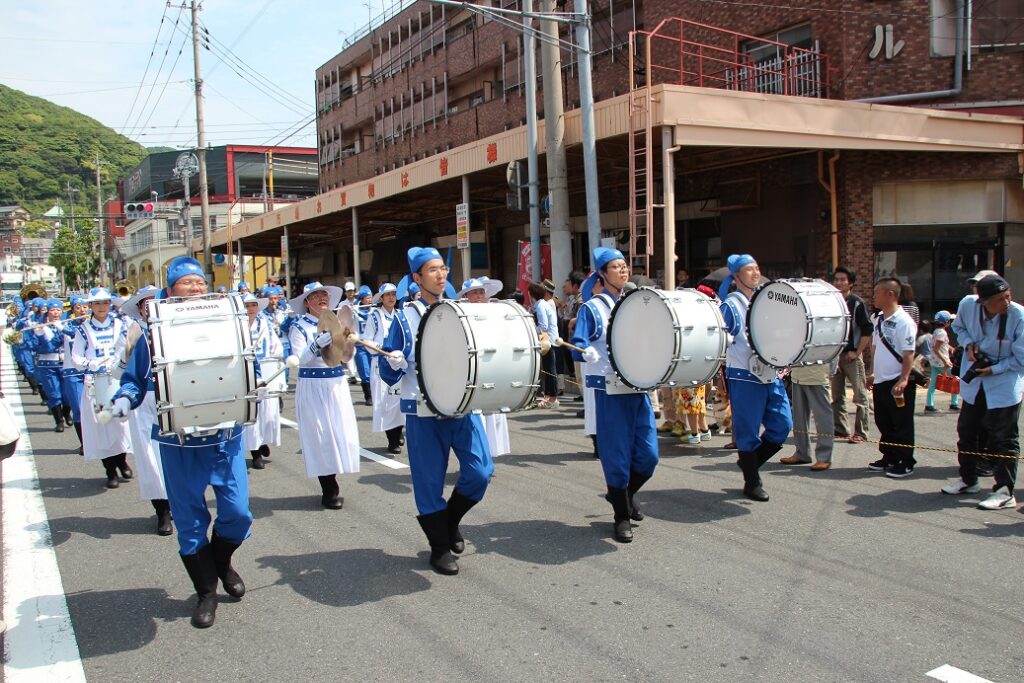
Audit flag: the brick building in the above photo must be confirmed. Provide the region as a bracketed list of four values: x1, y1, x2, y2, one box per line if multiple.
[214, 0, 1023, 314]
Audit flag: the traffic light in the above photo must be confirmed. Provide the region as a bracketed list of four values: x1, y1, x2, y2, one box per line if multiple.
[124, 202, 154, 220]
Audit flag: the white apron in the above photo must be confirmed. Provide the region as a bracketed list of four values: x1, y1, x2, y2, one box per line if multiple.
[72, 316, 132, 460]
[289, 316, 361, 478]
[128, 391, 167, 500]
[80, 384, 132, 460]
[481, 413, 510, 457]
[244, 316, 283, 451]
[367, 307, 403, 432]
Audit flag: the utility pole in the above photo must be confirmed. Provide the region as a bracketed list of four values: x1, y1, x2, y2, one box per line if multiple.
[95, 153, 107, 287]
[575, 0, 601, 268]
[190, 0, 213, 282]
[540, 0, 571, 290]
[523, 0, 542, 283]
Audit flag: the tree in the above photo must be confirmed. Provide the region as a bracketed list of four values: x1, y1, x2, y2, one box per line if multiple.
[20, 219, 51, 238]
[49, 223, 98, 292]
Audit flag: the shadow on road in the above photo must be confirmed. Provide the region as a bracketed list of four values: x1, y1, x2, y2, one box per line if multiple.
[37, 476, 110, 499]
[255, 548, 431, 606]
[467, 519, 617, 565]
[845, 489, 955, 517]
[635, 488, 753, 524]
[248, 494, 343, 519]
[357, 471, 413, 495]
[68, 588, 187, 657]
[44, 515, 155, 546]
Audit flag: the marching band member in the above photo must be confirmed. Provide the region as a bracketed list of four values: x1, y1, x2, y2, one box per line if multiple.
[112, 257, 251, 629]
[61, 296, 88, 451]
[237, 280, 251, 295]
[381, 247, 494, 576]
[29, 298, 68, 432]
[578, 277, 605, 459]
[352, 285, 374, 406]
[287, 282, 361, 509]
[570, 247, 658, 543]
[459, 277, 511, 458]
[71, 287, 132, 490]
[243, 293, 282, 470]
[366, 282, 404, 454]
[115, 285, 173, 536]
[718, 254, 793, 502]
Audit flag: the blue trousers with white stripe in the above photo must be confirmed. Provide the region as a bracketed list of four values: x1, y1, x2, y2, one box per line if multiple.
[405, 413, 493, 514]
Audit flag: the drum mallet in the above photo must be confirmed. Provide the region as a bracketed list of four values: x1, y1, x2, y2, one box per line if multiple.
[257, 354, 300, 388]
[347, 334, 393, 357]
[555, 338, 587, 354]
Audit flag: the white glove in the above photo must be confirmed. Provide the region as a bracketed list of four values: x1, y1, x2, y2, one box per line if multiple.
[110, 397, 131, 419]
[33, 327, 45, 336]
[315, 331, 333, 348]
[387, 351, 408, 371]
[581, 346, 600, 364]
[87, 358, 106, 372]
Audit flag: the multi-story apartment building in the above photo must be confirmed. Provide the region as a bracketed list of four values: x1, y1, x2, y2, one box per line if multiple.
[216, 0, 1023, 313]
[115, 145, 317, 288]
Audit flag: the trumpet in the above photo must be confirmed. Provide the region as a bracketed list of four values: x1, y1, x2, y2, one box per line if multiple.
[20, 282, 47, 301]
[114, 279, 136, 298]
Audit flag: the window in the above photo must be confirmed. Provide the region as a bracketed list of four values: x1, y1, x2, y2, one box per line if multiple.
[3, 247, 9, 254]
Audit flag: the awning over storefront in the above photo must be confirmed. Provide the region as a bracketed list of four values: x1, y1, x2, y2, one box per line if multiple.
[202, 84, 1024, 254]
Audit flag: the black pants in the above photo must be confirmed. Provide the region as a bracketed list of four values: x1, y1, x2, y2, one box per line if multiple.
[872, 379, 916, 468]
[957, 386, 1021, 493]
[540, 349, 558, 397]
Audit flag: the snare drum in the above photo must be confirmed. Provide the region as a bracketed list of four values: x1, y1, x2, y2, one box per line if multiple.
[747, 278, 850, 368]
[87, 372, 118, 412]
[415, 300, 540, 417]
[147, 294, 257, 436]
[607, 287, 727, 391]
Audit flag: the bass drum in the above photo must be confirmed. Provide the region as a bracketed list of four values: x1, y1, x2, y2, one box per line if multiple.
[416, 300, 539, 418]
[747, 278, 850, 368]
[608, 287, 727, 391]
[148, 294, 257, 436]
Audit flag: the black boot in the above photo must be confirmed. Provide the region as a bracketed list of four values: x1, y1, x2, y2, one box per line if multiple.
[151, 499, 173, 536]
[180, 545, 218, 628]
[591, 435, 600, 459]
[318, 475, 343, 509]
[116, 452, 133, 480]
[626, 469, 653, 521]
[385, 427, 402, 455]
[755, 440, 784, 467]
[73, 423, 83, 456]
[51, 406, 65, 433]
[28, 378, 38, 395]
[361, 382, 372, 406]
[62, 404, 73, 427]
[606, 487, 633, 543]
[38, 386, 48, 405]
[258, 444, 271, 462]
[446, 489, 479, 554]
[101, 456, 120, 489]
[397, 426, 405, 446]
[250, 450, 265, 470]
[417, 510, 459, 575]
[738, 451, 769, 502]
[210, 531, 246, 598]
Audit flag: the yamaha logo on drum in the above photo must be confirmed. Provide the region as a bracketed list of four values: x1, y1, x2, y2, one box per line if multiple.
[173, 303, 222, 313]
[766, 290, 799, 306]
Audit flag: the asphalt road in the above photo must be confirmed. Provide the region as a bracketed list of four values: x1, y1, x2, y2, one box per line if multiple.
[3, 364, 1023, 682]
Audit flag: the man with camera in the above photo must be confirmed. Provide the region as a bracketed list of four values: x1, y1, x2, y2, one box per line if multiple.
[941, 274, 1024, 510]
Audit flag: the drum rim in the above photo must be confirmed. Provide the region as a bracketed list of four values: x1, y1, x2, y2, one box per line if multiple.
[415, 300, 477, 417]
[745, 278, 851, 369]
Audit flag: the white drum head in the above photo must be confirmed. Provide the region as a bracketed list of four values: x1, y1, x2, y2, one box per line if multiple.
[609, 288, 676, 389]
[417, 302, 471, 416]
[748, 279, 849, 367]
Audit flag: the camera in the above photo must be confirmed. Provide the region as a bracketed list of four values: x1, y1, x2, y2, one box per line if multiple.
[961, 350, 994, 383]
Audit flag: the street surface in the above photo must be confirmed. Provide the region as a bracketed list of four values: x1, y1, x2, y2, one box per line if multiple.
[2, 353, 1022, 682]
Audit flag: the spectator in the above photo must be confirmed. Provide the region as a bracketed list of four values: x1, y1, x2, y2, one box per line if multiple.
[941, 275, 1024, 509]
[830, 266, 873, 444]
[676, 268, 690, 289]
[925, 311, 960, 413]
[529, 281, 561, 408]
[900, 281, 920, 326]
[916, 320, 933, 359]
[781, 361, 836, 470]
[561, 271, 586, 400]
[867, 277, 918, 478]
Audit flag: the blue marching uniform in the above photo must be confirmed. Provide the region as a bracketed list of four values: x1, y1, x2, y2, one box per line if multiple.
[380, 277, 493, 575]
[353, 303, 373, 402]
[61, 322, 86, 426]
[720, 288, 793, 501]
[28, 320, 67, 431]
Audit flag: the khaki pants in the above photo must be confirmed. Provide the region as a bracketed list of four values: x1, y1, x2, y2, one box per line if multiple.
[831, 355, 871, 439]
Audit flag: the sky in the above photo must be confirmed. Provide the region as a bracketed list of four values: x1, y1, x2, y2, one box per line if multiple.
[0, 0, 412, 151]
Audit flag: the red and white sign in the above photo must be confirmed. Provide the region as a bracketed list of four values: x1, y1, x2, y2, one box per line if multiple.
[516, 240, 551, 304]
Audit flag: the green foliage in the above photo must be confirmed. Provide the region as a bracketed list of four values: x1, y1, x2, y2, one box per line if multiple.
[20, 219, 51, 238]
[50, 224, 98, 291]
[0, 83, 149, 214]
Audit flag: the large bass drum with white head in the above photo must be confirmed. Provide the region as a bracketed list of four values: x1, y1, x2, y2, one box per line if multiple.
[607, 287, 727, 391]
[416, 300, 539, 418]
[746, 278, 850, 368]
[147, 294, 257, 436]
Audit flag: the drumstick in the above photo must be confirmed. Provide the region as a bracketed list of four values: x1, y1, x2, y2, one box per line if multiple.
[555, 338, 587, 354]
[257, 355, 300, 388]
[346, 334, 393, 357]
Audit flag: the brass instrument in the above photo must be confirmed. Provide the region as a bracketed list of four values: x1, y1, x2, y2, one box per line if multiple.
[317, 308, 356, 367]
[114, 280, 136, 298]
[20, 282, 47, 301]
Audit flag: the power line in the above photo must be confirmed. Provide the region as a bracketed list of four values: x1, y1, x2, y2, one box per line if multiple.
[126, 23, 193, 141]
[122, 6, 189, 137]
[119, 3, 172, 134]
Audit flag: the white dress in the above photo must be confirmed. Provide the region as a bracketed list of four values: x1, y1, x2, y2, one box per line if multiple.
[119, 322, 167, 501]
[244, 315, 283, 451]
[71, 316, 132, 461]
[366, 306, 404, 432]
[289, 314, 361, 478]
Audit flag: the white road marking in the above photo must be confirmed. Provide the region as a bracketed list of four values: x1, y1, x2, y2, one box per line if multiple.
[926, 665, 995, 683]
[279, 417, 408, 470]
[2, 358, 87, 682]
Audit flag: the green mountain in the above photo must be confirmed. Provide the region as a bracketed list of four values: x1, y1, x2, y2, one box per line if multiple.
[0, 83, 149, 214]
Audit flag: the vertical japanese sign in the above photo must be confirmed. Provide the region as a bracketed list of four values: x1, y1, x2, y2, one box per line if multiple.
[456, 202, 470, 249]
[516, 240, 551, 304]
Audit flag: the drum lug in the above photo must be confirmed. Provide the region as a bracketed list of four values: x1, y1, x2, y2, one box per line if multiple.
[511, 381, 524, 388]
[481, 383, 495, 389]
[482, 347, 497, 354]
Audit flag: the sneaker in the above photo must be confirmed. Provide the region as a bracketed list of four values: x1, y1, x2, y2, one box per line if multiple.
[547, 399, 560, 409]
[924, 406, 937, 412]
[867, 459, 889, 471]
[699, 430, 712, 441]
[941, 479, 982, 495]
[686, 433, 701, 445]
[671, 423, 685, 437]
[949, 404, 960, 411]
[978, 487, 1017, 510]
[885, 464, 914, 478]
